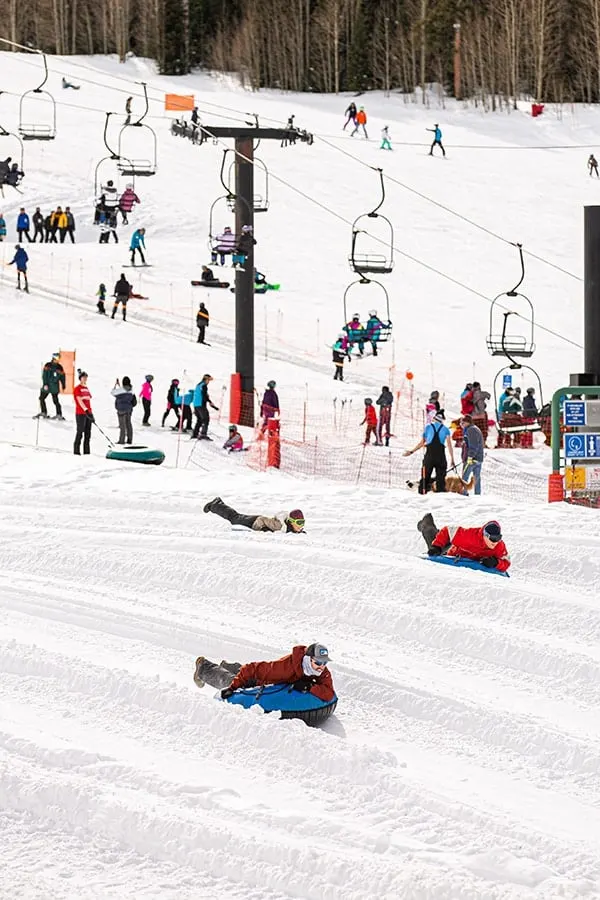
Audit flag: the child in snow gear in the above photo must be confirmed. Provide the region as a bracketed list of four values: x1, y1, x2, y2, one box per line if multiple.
[17, 208, 31, 242]
[112, 274, 131, 320]
[73, 370, 93, 455]
[118, 184, 140, 224]
[111, 376, 137, 444]
[404, 410, 456, 494]
[589, 155, 599, 177]
[38, 352, 66, 419]
[97, 283, 107, 314]
[192, 374, 218, 439]
[196, 302, 209, 343]
[9, 245, 29, 292]
[376, 386, 393, 446]
[203, 497, 305, 533]
[233, 225, 255, 266]
[212, 226, 236, 265]
[162, 379, 181, 427]
[417, 514, 511, 572]
[427, 124, 445, 157]
[361, 398, 377, 444]
[139, 375, 154, 425]
[345, 313, 365, 354]
[193, 642, 334, 703]
[333, 333, 349, 381]
[261, 380, 280, 430]
[380, 126, 392, 150]
[460, 414, 484, 495]
[223, 425, 244, 452]
[343, 102, 357, 130]
[130, 227, 146, 265]
[351, 107, 368, 139]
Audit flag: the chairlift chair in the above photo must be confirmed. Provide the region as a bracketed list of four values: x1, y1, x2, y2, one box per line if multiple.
[493, 363, 543, 437]
[0, 125, 25, 177]
[18, 52, 57, 141]
[486, 244, 535, 362]
[94, 112, 136, 198]
[225, 152, 270, 214]
[117, 82, 157, 176]
[349, 168, 394, 276]
[342, 278, 393, 344]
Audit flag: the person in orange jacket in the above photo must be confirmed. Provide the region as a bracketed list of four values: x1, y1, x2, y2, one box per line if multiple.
[361, 397, 378, 444]
[352, 107, 368, 139]
[417, 514, 511, 572]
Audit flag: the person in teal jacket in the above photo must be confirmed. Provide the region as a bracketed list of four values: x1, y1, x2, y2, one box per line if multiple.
[0, 212, 6, 241]
[130, 227, 146, 265]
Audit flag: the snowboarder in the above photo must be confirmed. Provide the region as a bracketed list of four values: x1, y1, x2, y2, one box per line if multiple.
[460, 414, 484, 495]
[232, 224, 255, 266]
[200, 265, 217, 284]
[16, 207, 31, 243]
[223, 425, 244, 452]
[193, 642, 334, 703]
[118, 184, 140, 224]
[196, 301, 209, 343]
[351, 107, 368, 139]
[124, 96, 132, 126]
[112, 274, 131, 320]
[111, 376, 137, 444]
[38, 352, 66, 419]
[32, 207, 44, 242]
[260, 380, 280, 430]
[212, 226, 236, 265]
[162, 378, 181, 428]
[73, 369, 93, 455]
[9, 244, 29, 292]
[427, 124, 445, 157]
[192, 374, 218, 439]
[376, 386, 394, 446]
[360, 398, 377, 444]
[203, 497, 305, 533]
[129, 227, 146, 265]
[343, 102, 357, 130]
[97, 282, 107, 314]
[139, 374, 154, 426]
[380, 126, 392, 150]
[589, 154, 599, 177]
[404, 410, 456, 494]
[417, 514, 510, 572]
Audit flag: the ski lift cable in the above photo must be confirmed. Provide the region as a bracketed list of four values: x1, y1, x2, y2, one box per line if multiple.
[197, 120, 582, 352]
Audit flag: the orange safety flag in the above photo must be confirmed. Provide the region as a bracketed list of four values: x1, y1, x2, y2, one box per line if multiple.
[165, 94, 195, 111]
[58, 349, 76, 395]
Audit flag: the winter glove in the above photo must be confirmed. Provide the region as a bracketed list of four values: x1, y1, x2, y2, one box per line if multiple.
[480, 556, 499, 568]
[292, 680, 311, 693]
[428, 546, 443, 557]
[86, 413, 95, 423]
[220, 687, 235, 699]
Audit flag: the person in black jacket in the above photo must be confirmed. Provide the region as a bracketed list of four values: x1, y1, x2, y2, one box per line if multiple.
[376, 386, 394, 446]
[161, 378, 181, 428]
[233, 225, 256, 266]
[65, 206, 75, 244]
[32, 208, 44, 242]
[110, 376, 137, 444]
[343, 102, 357, 130]
[196, 302, 209, 344]
[112, 274, 131, 321]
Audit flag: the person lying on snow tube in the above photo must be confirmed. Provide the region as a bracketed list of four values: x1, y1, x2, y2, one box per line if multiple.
[193, 642, 335, 702]
[417, 513, 511, 572]
[204, 496, 305, 533]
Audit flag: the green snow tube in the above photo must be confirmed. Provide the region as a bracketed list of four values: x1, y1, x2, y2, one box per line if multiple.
[106, 445, 165, 466]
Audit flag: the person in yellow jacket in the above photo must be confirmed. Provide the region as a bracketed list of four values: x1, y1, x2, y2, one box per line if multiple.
[48, 208, 61, 243]
[57, 208, 68, 243]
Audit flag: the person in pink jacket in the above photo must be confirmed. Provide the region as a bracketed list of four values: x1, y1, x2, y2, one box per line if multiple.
[119, 184, 140, 225]
[139, 374, 153, 426]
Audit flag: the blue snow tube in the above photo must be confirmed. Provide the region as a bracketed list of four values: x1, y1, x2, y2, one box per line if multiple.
[223, 683, 338, 727]
[106, 445, 165, 466]
[423, 554, 509, 577]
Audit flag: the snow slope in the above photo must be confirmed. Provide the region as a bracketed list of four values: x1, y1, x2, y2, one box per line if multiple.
[1, 52, 600, 900]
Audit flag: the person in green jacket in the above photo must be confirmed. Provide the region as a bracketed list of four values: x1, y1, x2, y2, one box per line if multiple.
[37, 352, 66, 419]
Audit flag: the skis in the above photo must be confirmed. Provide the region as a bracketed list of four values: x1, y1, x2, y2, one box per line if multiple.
[191, 280, 230, 288]
[32, 414, 67, 421]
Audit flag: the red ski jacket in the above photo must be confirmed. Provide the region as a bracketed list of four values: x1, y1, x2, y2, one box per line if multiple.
[229, 644, 335, 702]
[73, 384, 93, 415]
[432, 525, 511, 572]
[362, 406, 377, 426]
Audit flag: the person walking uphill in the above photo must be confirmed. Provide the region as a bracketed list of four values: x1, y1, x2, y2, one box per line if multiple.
[38, 352, 66, 419]
[111, 376, 137, 444]
[112, 273, 131, 321]
[204, 497, 306, 533]
[9, 244, 29, 292]
[427, 123, 445, 157]
[404, 410, 456, 494]
[361, 398, 377, 444]
[139, 375, 154, 426]
[193, 642, 335, 704]
[130, 227, 146, 265]
[192, 373, 219, 439]
[73, 369, 93, 455]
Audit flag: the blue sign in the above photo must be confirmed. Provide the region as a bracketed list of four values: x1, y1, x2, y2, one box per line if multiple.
[564, 401, 586, 427]
[502, 374, 512, 388]
[564, 432, 600, 459]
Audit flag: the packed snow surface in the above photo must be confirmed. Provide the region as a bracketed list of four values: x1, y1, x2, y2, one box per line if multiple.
[1, 53, 600, 900]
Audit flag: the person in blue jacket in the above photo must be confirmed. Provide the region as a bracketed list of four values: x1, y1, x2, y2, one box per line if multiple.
[17, 207, 31, 243]
[9, 244, 29, 292]
[192, 373, 219, 440]
[173, 387, 194, 431]
[427, 124, 445, 157]
[129, 227, 146, 265]
[404, 409, 456, 494]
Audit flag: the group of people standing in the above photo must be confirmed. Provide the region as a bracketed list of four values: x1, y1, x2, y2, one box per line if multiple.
[4, 206, 77, 243]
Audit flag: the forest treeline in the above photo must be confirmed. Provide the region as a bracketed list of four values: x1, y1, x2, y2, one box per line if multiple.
[5, 0, 600, 105]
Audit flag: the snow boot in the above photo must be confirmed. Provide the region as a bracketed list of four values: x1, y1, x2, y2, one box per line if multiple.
[203, 496, 222, 513]
[194, 656, 236, 690]
[417, 513, 439, 551]
[219, 660, 242, 675]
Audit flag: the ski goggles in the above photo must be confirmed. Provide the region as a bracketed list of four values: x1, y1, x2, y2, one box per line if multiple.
[311, 658, 327, 668]
[288, 517, 305, 528]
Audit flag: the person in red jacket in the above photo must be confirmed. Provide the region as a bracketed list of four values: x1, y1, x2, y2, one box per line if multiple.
[417, 513, 511, 572]
[193, 642, 335, 703]
[361, 397, 378, 444]
[73, 369, 93, 455]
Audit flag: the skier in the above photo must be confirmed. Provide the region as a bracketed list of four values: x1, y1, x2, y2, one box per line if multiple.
[589, 154, 599, 177]
[191, 106, 199, 126]
[460, 414, 484, 495]
[427, 123, 445, 157]
[129, 227, 146, 265]
[139, 374, 154, 426]
[260, 380, 280, 429]
[426, 390, 440, 423]
[376, 386, 394, 446]
[37, 352, 66, 419]
[212, 226, 236, 265]
[223, 425, 244, 452]
[417, 514, 510, 572]
[96, 283, 107, 314]
[404, 410, 456, 494]
[73, 369, 93, 455]
[112, 274, 131, 321]
[233, 224, 255, 266]
[196, 302, 209, 344]
[365, 310, 385, 355]
[9, 244, 29, 292]
[351, 107, 368, 139]
[343, 102, 357, 130]
[380, 125, 392, 150]
[111, 376, 137, 444]
[16, 207, 31, 243]
[124, 96, 132, 126]
[32, 207, 44, 242]
[333, 333, 349, 381]
[162, 378, 181, 428]
[192, 373, 219, 440]
[118, 184, 140, 224]
[360, 398, 377, 444]
[5, 162, 24, 189]
[203, 497, 305, 533]
[193, 641, 334, 703]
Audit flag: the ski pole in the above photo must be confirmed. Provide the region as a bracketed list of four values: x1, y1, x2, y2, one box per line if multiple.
[90, 417, 115, 447]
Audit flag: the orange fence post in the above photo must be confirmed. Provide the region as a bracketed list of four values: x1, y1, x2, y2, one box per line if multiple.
[266, 419, 281, 469]
[58, 349, 76, 395]
[547, 472, 564, 502]
[230, 373, 241, 424]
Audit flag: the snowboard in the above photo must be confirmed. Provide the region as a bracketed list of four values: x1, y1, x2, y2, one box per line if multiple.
[422, 555, 509, 577]
[122, 264, 153, 268]
[229, 283, 280, 294]
[191, 280, 230, 288]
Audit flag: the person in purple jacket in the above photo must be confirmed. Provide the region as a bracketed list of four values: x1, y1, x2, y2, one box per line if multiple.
[260, 380, 279, 431]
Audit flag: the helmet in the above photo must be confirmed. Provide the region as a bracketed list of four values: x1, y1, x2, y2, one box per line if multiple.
[241, 224, 253, 233]
[267, 380, 276, 389]
[338, 332, 346, 339]
[145, 374, 154, 382]
[228, 424, 236, 432]
[107, 179, 114, 186]
[172, 378, 180, 385]
[368, 309, 377, 316]
[365, 397, 373, 405]
[14, 244, 19, 250]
